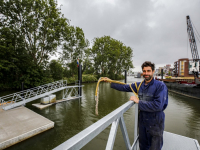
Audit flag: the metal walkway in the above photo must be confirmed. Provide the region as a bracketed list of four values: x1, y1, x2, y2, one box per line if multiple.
[53, 101, 200, 150]
[0, 80, 82, 110]
[163, 131, 200, 150]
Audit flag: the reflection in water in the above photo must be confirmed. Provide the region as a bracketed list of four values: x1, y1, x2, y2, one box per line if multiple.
[4, 77, 200, 150]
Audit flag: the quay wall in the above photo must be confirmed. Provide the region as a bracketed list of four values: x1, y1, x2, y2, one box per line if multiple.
[164, 82, 200, 100]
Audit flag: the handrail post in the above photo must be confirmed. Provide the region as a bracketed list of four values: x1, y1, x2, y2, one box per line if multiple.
[134, 103, 139, 150]
[78, 65, 82, 96]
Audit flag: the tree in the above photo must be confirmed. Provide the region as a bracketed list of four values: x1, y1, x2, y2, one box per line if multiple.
[82, 48, 94, 74]
[0, 0, 69, 89]
[0, 27, 18, 88]
[0, 0, 69, 67]
[60, 26, 89, 76]
[91, 36, 133, 79]
[49, 60, 63, 81]
[116, 44, 133, 75]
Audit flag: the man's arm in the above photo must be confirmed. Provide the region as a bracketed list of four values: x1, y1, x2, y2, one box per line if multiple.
[111, 83, 138, 93]
[138, 83, 168, 112]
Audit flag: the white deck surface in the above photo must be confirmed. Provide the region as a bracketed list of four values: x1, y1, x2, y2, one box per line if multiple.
[163, 131, 200, 150]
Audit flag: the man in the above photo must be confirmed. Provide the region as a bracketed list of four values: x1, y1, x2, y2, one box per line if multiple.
[109, 61, 168, 150]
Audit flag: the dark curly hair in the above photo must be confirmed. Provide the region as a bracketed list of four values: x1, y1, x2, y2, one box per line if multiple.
[141, 61, 155, 71]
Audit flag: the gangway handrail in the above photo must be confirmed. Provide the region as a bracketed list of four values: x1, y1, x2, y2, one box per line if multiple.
[0, 80, 67, 99]
[0, 80, 82, 110]
[53, 101, 139, 150]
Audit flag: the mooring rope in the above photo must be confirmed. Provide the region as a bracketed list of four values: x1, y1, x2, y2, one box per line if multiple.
[95, 77, 143, 115]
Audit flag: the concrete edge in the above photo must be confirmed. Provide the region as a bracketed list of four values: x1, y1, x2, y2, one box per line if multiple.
[168, 89, 200, 100]
[0, 122, 54, 149]
[32, 97, 81, 109]
[32, 103, 53, 109]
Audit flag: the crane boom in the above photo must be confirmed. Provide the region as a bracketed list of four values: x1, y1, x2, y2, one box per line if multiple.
[186, 15, 199, 61]
[186, 16, 200, 84]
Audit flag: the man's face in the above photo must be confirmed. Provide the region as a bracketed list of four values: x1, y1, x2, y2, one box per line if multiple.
[142, 66, 155, 81]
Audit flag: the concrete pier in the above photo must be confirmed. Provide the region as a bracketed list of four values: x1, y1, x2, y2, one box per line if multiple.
[0, 106, 54, 149]
[32, 97, 80, 109]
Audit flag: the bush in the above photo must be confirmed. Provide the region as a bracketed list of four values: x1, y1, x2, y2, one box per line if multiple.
[165, 76, 172, 79]
[63, 74, 97, 84]
[82, 74, 98, 82]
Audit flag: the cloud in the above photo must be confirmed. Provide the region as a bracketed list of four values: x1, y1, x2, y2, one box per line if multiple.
[57, 0, 200, 71]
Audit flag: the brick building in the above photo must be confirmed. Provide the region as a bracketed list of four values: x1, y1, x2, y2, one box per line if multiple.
[173, 58, 199, 77]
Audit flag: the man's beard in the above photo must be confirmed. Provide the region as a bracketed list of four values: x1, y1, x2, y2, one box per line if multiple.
[143, 75, 153, 81]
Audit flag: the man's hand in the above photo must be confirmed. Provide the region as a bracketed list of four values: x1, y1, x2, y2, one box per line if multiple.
[102, 77, 111, 83]
[129, 96, 139, 103]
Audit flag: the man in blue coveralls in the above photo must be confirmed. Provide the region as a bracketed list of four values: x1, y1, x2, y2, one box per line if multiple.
[109, 61, 168, 150]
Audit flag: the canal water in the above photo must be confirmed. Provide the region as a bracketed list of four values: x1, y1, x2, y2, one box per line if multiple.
[2, 76, 200, 150]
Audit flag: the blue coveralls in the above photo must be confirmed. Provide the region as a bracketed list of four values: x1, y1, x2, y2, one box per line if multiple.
[111, 78, 168, 150]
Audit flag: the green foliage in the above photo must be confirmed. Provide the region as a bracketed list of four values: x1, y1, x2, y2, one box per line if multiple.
[0, 0, 67, 89]
[49, 60, 63, 81]
[63, 74, 97, 84]
[82, 74, 97, 82]
[0, 0, 68, 67]
[82, 48, 94, 74]
[91, 36, 134, 79]
[0, 1, 135, 90]
[60, 26, 89, 76]
[63, 67, 71, 78]
[63, 76, 76, 84]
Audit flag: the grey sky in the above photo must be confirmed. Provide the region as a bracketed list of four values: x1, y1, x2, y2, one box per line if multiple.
[57, 0, 200, 72]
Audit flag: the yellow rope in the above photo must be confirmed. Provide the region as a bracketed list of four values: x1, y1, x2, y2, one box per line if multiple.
[95, 77, 144, 115]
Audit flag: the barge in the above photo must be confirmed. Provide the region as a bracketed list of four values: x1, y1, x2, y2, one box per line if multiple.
[156, 77, 200, 99]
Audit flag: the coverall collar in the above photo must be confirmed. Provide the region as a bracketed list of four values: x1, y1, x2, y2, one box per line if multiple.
[143, 77, 155, 90]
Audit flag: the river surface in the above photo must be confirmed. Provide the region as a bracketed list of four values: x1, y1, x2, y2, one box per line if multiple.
[2, 76, 200, 150]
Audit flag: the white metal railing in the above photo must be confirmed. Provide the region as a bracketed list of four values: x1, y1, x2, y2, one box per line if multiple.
[0, 80, 82, 110]
[53, 101, 139, 150]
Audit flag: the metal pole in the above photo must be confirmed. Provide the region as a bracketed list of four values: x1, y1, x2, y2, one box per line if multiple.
[21, 82, 24, 98]
[78, 65, 82, 96]
[124, 70, 127, 83]
[161, 69, 163, 80]
[134, 104, 139, 150]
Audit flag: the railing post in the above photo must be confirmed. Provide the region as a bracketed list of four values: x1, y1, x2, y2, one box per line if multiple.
[21, 82, 24, 98]
[124, 70, 127, 83]
[161, 69, 163, 80]
[134, 104, 139, 150]
[78, 65, 82, 96]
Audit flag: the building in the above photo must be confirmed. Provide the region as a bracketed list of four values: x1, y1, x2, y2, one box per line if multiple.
[173, 58, 200, 77]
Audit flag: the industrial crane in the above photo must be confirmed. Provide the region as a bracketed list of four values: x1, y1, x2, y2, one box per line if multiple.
[186, 15, 200, 85]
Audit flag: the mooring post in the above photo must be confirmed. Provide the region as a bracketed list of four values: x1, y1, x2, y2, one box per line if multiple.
[78, 65, 82, 96]
[124, 70, 127, 83]
[161, 69, 163, 80]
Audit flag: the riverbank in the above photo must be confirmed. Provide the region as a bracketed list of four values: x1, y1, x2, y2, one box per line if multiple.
[63, 74, 125, 85]
[0, 74, 125, 92]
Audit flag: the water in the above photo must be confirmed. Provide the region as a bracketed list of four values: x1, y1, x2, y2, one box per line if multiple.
[2, 76, 200, 150]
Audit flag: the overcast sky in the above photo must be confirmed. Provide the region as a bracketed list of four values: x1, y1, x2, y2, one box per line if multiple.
[57, 0, 200, 72]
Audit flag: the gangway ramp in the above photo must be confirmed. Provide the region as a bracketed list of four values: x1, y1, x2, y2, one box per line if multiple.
[0, 80, 82, 110]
